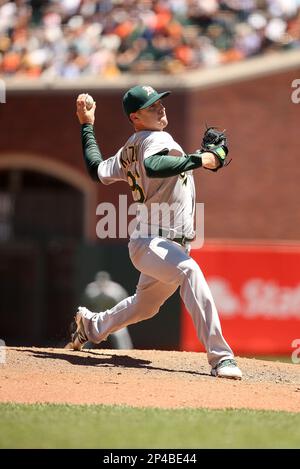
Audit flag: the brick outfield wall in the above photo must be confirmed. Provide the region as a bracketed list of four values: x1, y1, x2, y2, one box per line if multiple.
[0, 67, 300, 241]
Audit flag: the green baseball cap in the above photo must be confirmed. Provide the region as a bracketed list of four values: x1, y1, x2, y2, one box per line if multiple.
[122, 85, 171, 116]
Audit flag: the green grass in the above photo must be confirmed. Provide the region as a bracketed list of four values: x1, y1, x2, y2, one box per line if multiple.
[0, 403, 300, 449]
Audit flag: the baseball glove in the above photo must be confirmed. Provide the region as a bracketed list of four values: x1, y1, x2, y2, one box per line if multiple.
[201, 126, 231, 171]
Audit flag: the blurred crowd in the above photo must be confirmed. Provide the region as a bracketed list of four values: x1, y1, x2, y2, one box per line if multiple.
[0, 0, 300, 79]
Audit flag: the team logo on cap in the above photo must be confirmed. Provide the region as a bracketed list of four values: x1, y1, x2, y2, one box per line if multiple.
[142, 86, 155, 96]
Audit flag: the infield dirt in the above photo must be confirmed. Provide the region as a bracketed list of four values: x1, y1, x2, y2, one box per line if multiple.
[0, 347, 299, 412]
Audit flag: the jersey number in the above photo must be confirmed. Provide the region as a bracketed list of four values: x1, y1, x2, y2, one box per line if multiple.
[122, 146, 145, 203]
[127, 170, 145, 203]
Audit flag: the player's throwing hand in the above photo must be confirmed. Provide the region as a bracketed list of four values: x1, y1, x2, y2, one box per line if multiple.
[76, 93, 96, 125]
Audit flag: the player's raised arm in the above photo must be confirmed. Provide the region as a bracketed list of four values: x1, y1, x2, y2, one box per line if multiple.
[76, 93, 103, 181]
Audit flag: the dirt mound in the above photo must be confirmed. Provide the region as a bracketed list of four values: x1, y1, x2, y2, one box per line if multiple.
[0, 347, 299, 412]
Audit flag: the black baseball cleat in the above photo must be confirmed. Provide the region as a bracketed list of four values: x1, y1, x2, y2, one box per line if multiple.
[69, 308, 89, 351]
[211, 359, 242, 380]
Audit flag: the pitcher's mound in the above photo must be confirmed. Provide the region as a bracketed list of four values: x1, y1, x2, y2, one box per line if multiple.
[1, 347, 300, 412]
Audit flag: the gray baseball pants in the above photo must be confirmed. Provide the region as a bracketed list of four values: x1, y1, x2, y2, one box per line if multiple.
[81, 236, 234, 367]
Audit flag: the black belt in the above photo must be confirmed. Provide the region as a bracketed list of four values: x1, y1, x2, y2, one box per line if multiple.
[158, 229, 192, 246]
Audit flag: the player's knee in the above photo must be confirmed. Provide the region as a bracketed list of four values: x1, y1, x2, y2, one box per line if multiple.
[143, 304, 160, 319]
[131, 294, 159, 321]
[179, 259, 201, 282]
[138, 302, 160, 320]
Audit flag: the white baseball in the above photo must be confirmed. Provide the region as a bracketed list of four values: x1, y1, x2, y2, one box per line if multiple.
[85, 94, 94, 110]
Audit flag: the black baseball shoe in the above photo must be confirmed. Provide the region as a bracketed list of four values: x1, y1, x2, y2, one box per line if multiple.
[69, 307, 89, 351]
[211, 359, 242, 380]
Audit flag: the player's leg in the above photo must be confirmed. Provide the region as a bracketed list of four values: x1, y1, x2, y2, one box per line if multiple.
[177, 258, 234, 368]
[129, 237, 237, 370]
[76, 272, 178, 345]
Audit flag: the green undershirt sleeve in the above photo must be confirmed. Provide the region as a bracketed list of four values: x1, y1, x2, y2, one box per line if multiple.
[144, 151, 202, 178]
[81, 123, 103, 181]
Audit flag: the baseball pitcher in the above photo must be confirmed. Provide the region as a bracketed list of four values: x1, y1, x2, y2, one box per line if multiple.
[71, 85, 242, 380]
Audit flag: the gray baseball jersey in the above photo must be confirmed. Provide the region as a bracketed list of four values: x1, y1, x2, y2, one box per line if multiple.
[97, 130, 195, 239]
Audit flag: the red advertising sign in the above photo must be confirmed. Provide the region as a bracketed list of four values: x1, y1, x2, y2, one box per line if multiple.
[181, 243, 300, 355]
